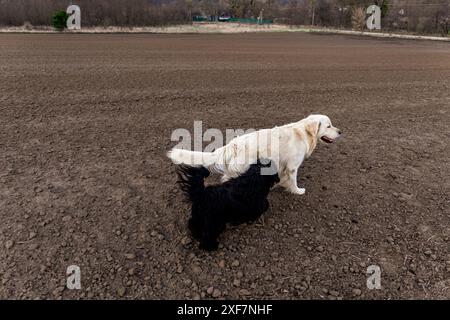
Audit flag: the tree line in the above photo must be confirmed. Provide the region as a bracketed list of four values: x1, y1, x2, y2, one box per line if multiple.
[0, 0, 448, 34]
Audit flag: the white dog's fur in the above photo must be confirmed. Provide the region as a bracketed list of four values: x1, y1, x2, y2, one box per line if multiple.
[168, 114, 341, 195]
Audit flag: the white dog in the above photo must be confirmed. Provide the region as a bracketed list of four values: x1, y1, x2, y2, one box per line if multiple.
[168, 114, 342, 195]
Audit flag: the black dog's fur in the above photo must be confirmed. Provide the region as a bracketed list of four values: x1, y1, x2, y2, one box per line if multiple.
[177, 160, 279, 251]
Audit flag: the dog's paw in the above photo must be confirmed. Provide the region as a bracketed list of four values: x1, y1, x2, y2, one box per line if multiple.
[291, 187, 306, 195]
[200, 241, 219, 251]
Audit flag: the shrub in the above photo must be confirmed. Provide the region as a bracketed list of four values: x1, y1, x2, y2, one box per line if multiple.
[52, 10, 68, 31]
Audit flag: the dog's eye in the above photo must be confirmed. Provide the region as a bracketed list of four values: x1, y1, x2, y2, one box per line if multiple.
[327, 125, 331, 128]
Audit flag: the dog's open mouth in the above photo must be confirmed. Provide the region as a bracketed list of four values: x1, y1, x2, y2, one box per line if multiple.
[320, 136, 334, 143]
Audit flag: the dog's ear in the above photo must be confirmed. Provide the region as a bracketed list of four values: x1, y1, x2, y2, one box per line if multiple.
[305, 121, 320, 139]
[304, 121, 320, 157]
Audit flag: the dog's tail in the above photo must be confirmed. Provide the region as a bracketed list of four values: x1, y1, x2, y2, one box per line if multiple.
[167, 148, 221, 169]
[176, 165, 210, 202]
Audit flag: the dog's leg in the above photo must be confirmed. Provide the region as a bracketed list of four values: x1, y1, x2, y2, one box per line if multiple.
[263, 199, 269, 212]
[200, 238, 219, 251]
[279, 153, 306, 195]
[282, 167, 305, 195]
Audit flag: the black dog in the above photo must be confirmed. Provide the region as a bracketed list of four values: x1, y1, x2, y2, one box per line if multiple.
[177, 159, 279, 251]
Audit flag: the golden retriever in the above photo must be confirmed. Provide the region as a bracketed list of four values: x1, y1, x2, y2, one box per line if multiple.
[168, 114, 342, 195]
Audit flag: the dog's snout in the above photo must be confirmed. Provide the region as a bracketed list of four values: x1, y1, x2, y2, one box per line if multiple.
[338, 129, 343, 135]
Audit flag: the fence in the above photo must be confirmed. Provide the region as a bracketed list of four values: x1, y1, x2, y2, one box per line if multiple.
[193, 16, 273, 25]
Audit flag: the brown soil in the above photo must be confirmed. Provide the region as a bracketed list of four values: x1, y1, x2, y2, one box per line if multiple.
[0, 33, 449, 300]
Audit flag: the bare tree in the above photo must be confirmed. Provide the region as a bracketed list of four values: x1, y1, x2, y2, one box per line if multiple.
[351, 6, 365, 31]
